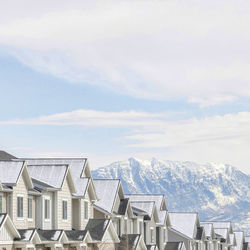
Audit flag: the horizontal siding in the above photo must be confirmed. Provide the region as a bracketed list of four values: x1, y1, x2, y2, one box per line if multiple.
[57, 176, 72, 230]
[12, 173, 28, 229]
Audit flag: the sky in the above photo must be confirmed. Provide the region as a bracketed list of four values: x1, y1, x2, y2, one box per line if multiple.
[0, 0, 250, 173]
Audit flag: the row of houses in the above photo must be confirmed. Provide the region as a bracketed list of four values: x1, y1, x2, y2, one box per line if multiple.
[0, 150, 249, 250]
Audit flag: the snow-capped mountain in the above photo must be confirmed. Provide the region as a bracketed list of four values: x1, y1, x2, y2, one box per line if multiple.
[92, 157, 250, 234]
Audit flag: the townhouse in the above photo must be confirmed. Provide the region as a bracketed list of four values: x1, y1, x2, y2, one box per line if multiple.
[0, 150, 249, 250]
[168, 212, 206, 250]
[125, 194, 171, 250]
[92, 179, 146, 250]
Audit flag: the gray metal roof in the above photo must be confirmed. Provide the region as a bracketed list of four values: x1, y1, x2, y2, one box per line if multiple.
[15, 229, 36, 241]
[200, 223, 213, 238]
[28, 164, 68, 189]
[130, 201, 155, 220]
[93, 179, 120, 213]
[85, 219, 110, 241]
[169, 212, 197, 239]
[117, 234, 141, 249]
[234, 232, 244, 250]
[23, 158, 86, 178]
[0, 151, 17, 160]
[0, 161, 24, 185]
[165, 242, 184, 250]
[73, 177, 89, 197]
[157, 210, 167, 226]
[245, 236, 250, 243]
[65, 230, 88, 241]
[37, 229, 63, 242]
[214, 228, 228, 240]
[126, 194, 165, 211]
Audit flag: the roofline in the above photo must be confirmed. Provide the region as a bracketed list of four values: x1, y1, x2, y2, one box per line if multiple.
[93, 204, 112, 215]
[19, 157, 87, 160]
[169, 227, 193, 240]
[111, 180, 121, 213]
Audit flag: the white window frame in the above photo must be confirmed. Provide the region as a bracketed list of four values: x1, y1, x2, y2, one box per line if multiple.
[27, 197, 33, 220]
[17, 195, 24, 220]
[62, 199, 68, 221]
[44, 197, 51, 221]
[84, 200, 88, 220]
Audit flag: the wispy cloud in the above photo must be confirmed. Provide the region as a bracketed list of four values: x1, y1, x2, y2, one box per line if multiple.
[1, 0, 250, 106]
[1, 109, 250, 172]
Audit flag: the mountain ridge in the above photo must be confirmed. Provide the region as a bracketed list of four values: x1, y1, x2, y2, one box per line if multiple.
[92, 157, 250, 234]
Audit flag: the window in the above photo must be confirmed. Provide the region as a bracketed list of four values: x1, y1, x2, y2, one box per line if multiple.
[151, 228, 154, 243]
[28, 197, 32, 219]
[62, 200, 67, 220]
[17, 196, 23, 218]
[0, 195, 2, 213]
[45, 199, 50, 219]
[84, 201, 88, 219]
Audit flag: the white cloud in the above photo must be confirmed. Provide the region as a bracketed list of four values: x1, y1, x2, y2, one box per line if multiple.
[1, 109, 250, 173]
[1, 0, 250, 106]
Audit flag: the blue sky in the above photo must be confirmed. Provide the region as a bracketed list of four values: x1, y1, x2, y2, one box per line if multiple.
[1, 0, 250, 173]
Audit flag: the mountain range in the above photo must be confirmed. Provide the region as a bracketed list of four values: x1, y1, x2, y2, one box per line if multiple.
[92, 157, 250, 234]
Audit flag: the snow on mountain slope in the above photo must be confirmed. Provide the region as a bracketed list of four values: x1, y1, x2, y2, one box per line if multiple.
[92, 157, 250, 234]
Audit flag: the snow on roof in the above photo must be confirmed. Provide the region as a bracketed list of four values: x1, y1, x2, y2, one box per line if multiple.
[200, 223, 213, 238]
[234, 232, 244, 250]
[230, 233, 236, 246]
[157, 210, 167, 226]
[93, 179, 120, 213]
[214, 228, 228, 240]
[126, 194, 164, 211]
[73, 177, 89, 196]
[24, 158, 86, 178]
[28, 164, 68, 189]
[130, 201, 155, 219]
[169, 212, 197, 239]
[211, 222, 231, 230]
[0, 161, 24, 185]
[16, 229, 35, 241]
[245, 236, 250, 243]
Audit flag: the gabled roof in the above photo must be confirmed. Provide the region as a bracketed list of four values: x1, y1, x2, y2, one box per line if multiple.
[93, 179, 120, 214]
[117, 234, 144, 250]
[230, 233, 237, 246]
[0, 213, 20, 239]
[23, 158, 97, 200]
[0, 161, 24, 185]
[125, 194, 166, 211]
[126, 194, 168, 226]
[14, 229, 41, 244]
[210, 221, 233, 233]
[0, 150, 17, 160]
[37, 229, 64, 242]
[27, 164, 68, 189]
[130, 201, 158, 221]
[165, 242, 184, 250]
[65, 230, 89, 242]
[234, 231, 244, 250]
[169, 212, 198, 239]
[118, 198, 129, 215]
[195, 227, 204, 241]
[200, 223, 214, 239]
[214, 228, 229, 242]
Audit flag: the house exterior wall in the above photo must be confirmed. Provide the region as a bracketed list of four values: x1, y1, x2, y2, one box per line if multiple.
[0, 192, 7, 213]
[11, 172, 28, 229]
[145, 217, 157, 245]
[72, 199, 81, 229]
[57, 176, 72, 230]
[93, 207, 105, 219]
[27, 195, 36, 228]
[80, 190, 94, 229]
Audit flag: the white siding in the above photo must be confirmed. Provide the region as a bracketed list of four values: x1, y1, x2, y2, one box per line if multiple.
[12, 172, 28, 229]
[57, 176, 72, 230]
